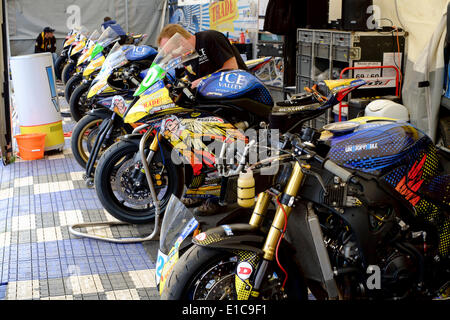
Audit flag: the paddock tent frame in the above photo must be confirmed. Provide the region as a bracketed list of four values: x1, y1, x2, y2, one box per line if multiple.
[7, 0, 168, 56]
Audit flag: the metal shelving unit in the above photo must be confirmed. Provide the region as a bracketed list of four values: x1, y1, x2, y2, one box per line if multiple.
[296, 28, 406, 128]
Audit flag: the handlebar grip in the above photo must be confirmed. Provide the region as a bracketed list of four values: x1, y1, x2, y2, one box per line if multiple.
[323, 159, 352, 182]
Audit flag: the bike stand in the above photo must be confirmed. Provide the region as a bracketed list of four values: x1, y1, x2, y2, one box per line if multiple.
[69, 129, 162, 244]
[68, 219, 160, 243]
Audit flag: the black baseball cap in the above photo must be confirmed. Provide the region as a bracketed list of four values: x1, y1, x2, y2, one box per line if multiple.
[43, 27, 55, 33]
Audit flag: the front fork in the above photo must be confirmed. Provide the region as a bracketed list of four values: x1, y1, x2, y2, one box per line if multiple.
[85, 113, 116, 183]
[233, 162, 305, 299]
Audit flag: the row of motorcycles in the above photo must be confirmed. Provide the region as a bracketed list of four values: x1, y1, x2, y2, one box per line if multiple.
[58, 27, 450, 300]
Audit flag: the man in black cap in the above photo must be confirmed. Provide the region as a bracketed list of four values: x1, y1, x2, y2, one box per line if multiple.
[35, 27, 56, 54]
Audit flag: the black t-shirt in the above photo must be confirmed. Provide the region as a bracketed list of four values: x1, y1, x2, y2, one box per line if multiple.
[185, 30, 248, 81]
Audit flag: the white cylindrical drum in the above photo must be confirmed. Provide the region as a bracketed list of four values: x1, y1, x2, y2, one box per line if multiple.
[10, 52, 64, 151]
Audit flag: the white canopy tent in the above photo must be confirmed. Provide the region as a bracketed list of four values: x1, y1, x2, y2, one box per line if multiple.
[7, 0, 168, 56]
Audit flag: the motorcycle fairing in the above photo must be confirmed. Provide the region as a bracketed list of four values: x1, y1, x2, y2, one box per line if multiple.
[71, 39, 86, 56]
[158, 217, 198, 294]
[97, 96, 135, 118]
[87, 78, 116, 98]
[197, 70, 274, 106]
[78, 46, 95, 66]
[156, 112, 246, 176]
[124, 83, 183, 123]
[63, 34, 77, 48]
[328, 122, 423, 176]
[83, 54, 105, 77]
[326, 119, 448, 257]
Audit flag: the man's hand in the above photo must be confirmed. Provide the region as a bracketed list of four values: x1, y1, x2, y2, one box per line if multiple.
[191, 78, 203, 88]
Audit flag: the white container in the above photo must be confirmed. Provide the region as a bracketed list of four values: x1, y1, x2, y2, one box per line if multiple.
[364, 99, 409, 121]
[10, 52, 64, 151]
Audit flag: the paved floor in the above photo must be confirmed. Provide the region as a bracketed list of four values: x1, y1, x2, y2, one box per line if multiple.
[0, 83, 160, 300]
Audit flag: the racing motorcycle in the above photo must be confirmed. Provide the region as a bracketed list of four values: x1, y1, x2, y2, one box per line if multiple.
[71, 54, 275, 179]
[70, 42, 157, 171]
[55, 29, 82, 80]
[160, 79, 450, 300]
[92, 33, 322, 224]
[68, 27, 147, 121]
[64, 30, 101, 103]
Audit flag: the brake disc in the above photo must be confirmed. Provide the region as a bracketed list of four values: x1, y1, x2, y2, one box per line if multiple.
[114, 158, 153, 206]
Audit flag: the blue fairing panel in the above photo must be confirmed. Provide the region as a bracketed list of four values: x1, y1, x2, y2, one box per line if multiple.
[125, 45, 157, 61]
[197, 70, 273, 105]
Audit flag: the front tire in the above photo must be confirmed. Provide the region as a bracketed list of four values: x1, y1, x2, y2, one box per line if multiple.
[54, 56, 66, 80]
[64, 73, 82, 103]
[71, 113, 108, 169]
[61, 61, 76, 84]
[69, 82, 91, 122]
[161, 245, 307, 300]
[94, 139, 183, 224]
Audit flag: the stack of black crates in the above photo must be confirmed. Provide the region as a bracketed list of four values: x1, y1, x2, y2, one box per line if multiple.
[296, 28, 406, 129]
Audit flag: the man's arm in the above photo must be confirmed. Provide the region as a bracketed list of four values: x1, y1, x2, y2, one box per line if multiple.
[50, 37, 56, 53]
[34, 35, 43, 53]
[191, 57, 238, 87]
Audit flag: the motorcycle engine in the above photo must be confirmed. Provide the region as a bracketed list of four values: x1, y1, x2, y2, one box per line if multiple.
[323, 213, 421, 299]
[376, 246, 418, 299]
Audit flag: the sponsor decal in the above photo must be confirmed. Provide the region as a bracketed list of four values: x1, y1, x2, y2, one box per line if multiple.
[345, 143, 378, 153]
[195, 232, 207, 241]
[45, 66, 60, 112]
[206, 92, 223, 96]
[395, 154, 426, 206]
[222, 225, 233, 236]
[209, 0, 239, 31]
[237, 262, 253, 280]
[112, 95, 127, 115]
[217, 72, 248, 90]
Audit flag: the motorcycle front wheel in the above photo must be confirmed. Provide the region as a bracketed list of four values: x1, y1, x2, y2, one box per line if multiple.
[61, 61, 76, 84]
[54, 56, 66, 80]
[69, 82, 91, 122]
[94, 139, 183, 224]
[161, 245, 308, 300]
[64, 73, 82, 103]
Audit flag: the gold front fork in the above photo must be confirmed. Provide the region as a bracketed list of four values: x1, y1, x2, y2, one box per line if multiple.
[260, 162, 304, 261]
[148, 132, 162, 152]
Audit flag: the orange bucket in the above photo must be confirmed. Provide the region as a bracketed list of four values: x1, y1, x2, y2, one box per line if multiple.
[15, 133, 47, 160]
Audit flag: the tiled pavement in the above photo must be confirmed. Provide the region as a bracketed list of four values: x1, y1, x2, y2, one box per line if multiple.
[0, 83, 160, 300]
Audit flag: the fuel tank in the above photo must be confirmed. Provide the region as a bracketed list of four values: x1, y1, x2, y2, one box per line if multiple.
[125, 45, 157, 61]
[327, 121, 437, 177]
[196, 70, 273, 106]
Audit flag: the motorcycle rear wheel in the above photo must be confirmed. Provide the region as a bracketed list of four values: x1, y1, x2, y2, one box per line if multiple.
[161, 245, 307, 300]
[94, 139, 183, 224]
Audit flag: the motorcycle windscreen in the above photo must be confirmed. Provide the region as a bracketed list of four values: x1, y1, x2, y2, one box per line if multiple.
[91, 26, 120, 59]
[87, 43, 128, 98]
[134, 32, 199, 96]
[156, 195, 198, 291]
